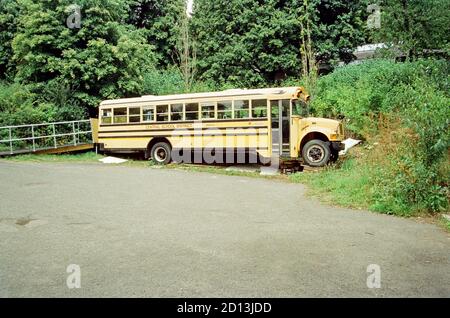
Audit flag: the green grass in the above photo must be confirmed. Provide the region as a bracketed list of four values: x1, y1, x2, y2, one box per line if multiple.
[3, 151, 105, 163]
[289, 158, 374, 210]
[0, 144, 11, 152]
[441, 217, 450, 232]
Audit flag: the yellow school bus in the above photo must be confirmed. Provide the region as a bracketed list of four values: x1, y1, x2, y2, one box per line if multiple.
[97, 87, 345, 167]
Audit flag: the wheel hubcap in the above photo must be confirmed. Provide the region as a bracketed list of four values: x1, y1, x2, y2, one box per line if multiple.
[154, 147, 167, 162]
[307, 145, 325, 163]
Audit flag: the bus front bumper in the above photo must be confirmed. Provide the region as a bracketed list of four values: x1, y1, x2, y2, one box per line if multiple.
[330, 141, 345, 152]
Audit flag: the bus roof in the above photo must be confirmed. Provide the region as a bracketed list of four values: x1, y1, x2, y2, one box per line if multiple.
[100, 87, 305, 107]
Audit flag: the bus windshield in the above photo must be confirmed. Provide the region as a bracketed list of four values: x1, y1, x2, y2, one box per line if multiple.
[291, 99, 309, 117]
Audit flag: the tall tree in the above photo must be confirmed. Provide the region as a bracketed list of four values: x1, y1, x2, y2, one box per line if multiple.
[300, 0, 318, 95]
[309, 0, 369, 64]
[127, 0, 185, 66]
[373, 0, 450, 59]
[191, 0, 368, 87]
[174, 0, 197, 92]
[0, 0, 20, 79]
[12, 0, 156, 108]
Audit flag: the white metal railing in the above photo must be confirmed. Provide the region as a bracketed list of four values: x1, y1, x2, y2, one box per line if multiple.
[0, 120, 93, 155]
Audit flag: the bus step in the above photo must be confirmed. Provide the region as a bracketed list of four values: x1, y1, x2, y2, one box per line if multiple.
[280, 159, 304, 174]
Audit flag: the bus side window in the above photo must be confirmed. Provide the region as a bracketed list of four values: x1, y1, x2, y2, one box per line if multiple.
[251, 99, 267, 118]
[201, 103, 215, 119]
[101, 108, 112, 124]
[113, 107, 127, 124]
[129, 107, 141, 123]
[143, 107, 155, 122]
[217, 101, 232, 119]
[170, 104, 184, 121]
[156, 105, 169, 122]
[185, 103, 199, 120]
[234, 100, 249, 119]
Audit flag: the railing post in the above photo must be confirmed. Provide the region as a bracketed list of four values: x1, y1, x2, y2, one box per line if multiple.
[77, 121, 81, 144]
[9, 127, 13, 154]
[72, 122, 77, 146]
[31, 125, 36, 152]
[52, 124, 57, 148]
[89, 120, 94, 144]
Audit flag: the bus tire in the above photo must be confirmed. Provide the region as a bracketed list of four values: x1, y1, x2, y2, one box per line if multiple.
[302, 139, 331, 167]
[151, 142, 172, 165]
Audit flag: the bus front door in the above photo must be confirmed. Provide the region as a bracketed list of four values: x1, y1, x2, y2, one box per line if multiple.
[270, 100, 291, 158]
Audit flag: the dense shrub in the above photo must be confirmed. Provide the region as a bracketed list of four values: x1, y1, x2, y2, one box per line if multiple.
[142, 67, 232, 96]
[0, 80, 87, 126]
[312, 59, 450, 137]
[310, 59, 449, 215]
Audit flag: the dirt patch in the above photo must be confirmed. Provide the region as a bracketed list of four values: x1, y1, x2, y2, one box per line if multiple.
[15, 218, 35, 226]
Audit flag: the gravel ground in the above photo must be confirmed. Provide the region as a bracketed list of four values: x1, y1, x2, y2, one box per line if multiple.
[0, 161, 449, 297]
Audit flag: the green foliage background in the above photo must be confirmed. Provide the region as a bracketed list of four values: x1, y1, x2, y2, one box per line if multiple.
[0, 0, 448, 215]
[307, 59, 449, 215]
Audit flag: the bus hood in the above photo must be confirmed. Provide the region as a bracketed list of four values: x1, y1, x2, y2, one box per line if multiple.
[302, 117, 341, 129]
[300, 117, 344, 140]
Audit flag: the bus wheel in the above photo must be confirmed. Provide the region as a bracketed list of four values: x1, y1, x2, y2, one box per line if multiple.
[151, 142, 172, 164]
[302, 140, 331, 167]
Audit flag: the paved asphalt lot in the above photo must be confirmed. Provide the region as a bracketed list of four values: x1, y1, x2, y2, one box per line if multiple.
[0, 161, 449, 297]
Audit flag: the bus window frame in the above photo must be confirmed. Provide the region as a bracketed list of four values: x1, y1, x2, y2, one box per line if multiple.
[128, 106, 142, 123]
[250, 99, 268, 119]
[185, 102, 200, 121]
[200, 102, 217, 120]
[217, 100, 233, 120]
[142, 105, 156, 123]
[233, 99, 250, 119]
[156, 104, 170, 122]
[101, 108, 113, 124]
[113, 107, 128, 124]
[170, 103, 184, 122]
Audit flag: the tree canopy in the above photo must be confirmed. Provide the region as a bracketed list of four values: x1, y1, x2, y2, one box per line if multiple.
[11, 0, 156, 108]
[191, 0, 369, 86]
[0, 0, 448, 119]
[373, 0, 450, 58]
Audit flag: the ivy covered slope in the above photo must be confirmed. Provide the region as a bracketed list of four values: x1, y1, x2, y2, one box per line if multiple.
[293, 59, 449, 216]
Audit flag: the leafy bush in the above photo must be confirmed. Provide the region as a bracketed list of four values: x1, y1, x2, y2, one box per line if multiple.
[312, 59, 450, 138]
[142, 67, 231, 96]
[307, 59, 449, 215]
[0, 82, 43, 126]
[142, 68, 186, 96]
[0, 80, 87, 126]
[370, 80, 449, 214]
[12, 0, 156, 108]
